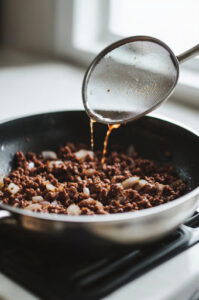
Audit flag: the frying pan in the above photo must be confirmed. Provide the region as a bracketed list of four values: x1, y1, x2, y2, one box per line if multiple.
[0, 111, 198, 250]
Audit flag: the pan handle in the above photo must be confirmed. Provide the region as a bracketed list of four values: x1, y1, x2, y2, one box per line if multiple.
[189, 227, 199, 245]
[181, 225, 199, 247]
[183, 211, 199, 246]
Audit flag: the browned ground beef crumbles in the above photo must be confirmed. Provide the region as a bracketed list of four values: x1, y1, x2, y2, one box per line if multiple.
[0, 143, 187, 215]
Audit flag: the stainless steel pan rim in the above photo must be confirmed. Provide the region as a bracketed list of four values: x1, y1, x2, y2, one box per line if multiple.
[0, 111, 198, 223]
[0, 186, 199, 223]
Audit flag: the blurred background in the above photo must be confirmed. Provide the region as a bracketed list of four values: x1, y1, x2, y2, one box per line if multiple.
[0, 0, 198, 128]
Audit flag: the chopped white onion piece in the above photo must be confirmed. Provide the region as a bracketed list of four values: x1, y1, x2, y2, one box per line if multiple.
[40, 201, 50, 206]
[115, 183, 123, 188]
[76, 176, 82, 181]
[67, 204, 81, 215]
[8, 183, 20, 194]
[85, 197, 94, 201]
[155, 182, 165, 192]
[51, 200, 59, 206]
[122, 176, 140, 189]
[46, 183, 56, 191]
[0, 175, 5, 189]
[82, 198, 104, 208]
[42, 151, 57, 160]
[25, 203, 41, 211]
[28, 162, 35, 169]
[139, 179, 148, 186]
[74, 150, 94, 160]
[84, 168, 95, 175]
[134, 179, 149, 190]
[95, 200, 103, 208]
[83, 187, 90, 195]
[133, 179, 149, 191]
[32, 196, 44, 202]
[49, 160, 63, 168]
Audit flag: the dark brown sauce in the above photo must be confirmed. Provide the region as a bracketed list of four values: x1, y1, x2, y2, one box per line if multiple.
[101, 124, 120, 164]
[90, 119, 96, 151]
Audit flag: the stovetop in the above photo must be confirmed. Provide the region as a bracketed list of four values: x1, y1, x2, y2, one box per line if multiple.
[0, 212, 199, 300]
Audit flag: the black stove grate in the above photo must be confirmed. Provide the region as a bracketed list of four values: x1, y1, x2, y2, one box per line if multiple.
[0, 212, 199, 300]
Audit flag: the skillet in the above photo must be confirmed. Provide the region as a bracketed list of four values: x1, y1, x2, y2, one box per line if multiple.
[0, 111, 198, 250]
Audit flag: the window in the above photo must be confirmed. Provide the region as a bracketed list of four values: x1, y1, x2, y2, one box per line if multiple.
[109, 0, 199, 56]
[54, 0, 199, 105]
[1, 0, 198, 117]
[62, 0, 199, 63]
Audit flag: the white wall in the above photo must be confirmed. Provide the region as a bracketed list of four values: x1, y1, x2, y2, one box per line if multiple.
[2, 0, 56, 54]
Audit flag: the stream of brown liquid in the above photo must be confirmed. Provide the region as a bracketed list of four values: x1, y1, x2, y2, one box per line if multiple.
[90, 119, 96, 151]
[101, 124, 120, 164]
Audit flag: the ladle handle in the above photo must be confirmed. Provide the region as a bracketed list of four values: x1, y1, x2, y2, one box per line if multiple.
[177, 44, 199, 63]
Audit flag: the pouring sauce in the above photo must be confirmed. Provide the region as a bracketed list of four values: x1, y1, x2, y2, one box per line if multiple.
[89, 115, 120, 164]
[89, 119, 96, 151]
[101, 124, 120, 164]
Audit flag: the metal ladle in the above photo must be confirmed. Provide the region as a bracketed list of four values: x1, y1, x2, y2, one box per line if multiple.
[82, 36, 199, 124]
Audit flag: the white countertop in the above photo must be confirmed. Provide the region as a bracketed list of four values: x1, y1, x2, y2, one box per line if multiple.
[107, 243, 199, 300]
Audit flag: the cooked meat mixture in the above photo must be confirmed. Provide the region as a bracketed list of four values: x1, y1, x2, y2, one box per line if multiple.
[0, 143, 187, 215]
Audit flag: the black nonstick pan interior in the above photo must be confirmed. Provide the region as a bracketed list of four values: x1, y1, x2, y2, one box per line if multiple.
[0, 110, 198, 192]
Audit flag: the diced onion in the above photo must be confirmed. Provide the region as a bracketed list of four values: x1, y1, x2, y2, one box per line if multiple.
[25, 203, 41, 211]
[155, 182, 165, 192]
[32, 196, 44, 202]
[83, 187, 90, 195]
[74, 150, 94, 160]
[28, 162, 35, 169]
[49, 160, 63, 168]
[139, 179, 148, 186]
[95, 200, 103, 208]
[40, 201, 50, 206]
[84, 169, 95, 175]
[8, 183, 20, 194]
[46, 183, 56, 191]
[76, 176, 82, 182]
[115, 183, 123, 188]
[0, 175, 5, 189]
[122, 176, 140, 189]
[67, 204, 81, 215]
[42, 151, 57, 160]
[80, 198, 104, 208]
[51, 200, 59, 206]
[134, 179, 148, 190]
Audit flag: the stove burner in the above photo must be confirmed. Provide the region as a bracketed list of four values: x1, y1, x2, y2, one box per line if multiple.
[0, 212, 199, 300]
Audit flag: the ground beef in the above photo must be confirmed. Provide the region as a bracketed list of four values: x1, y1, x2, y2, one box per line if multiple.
[0, 143, 187, 215]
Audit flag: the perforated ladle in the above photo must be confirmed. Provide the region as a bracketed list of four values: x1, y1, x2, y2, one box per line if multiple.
[82, 36, 199, 124]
